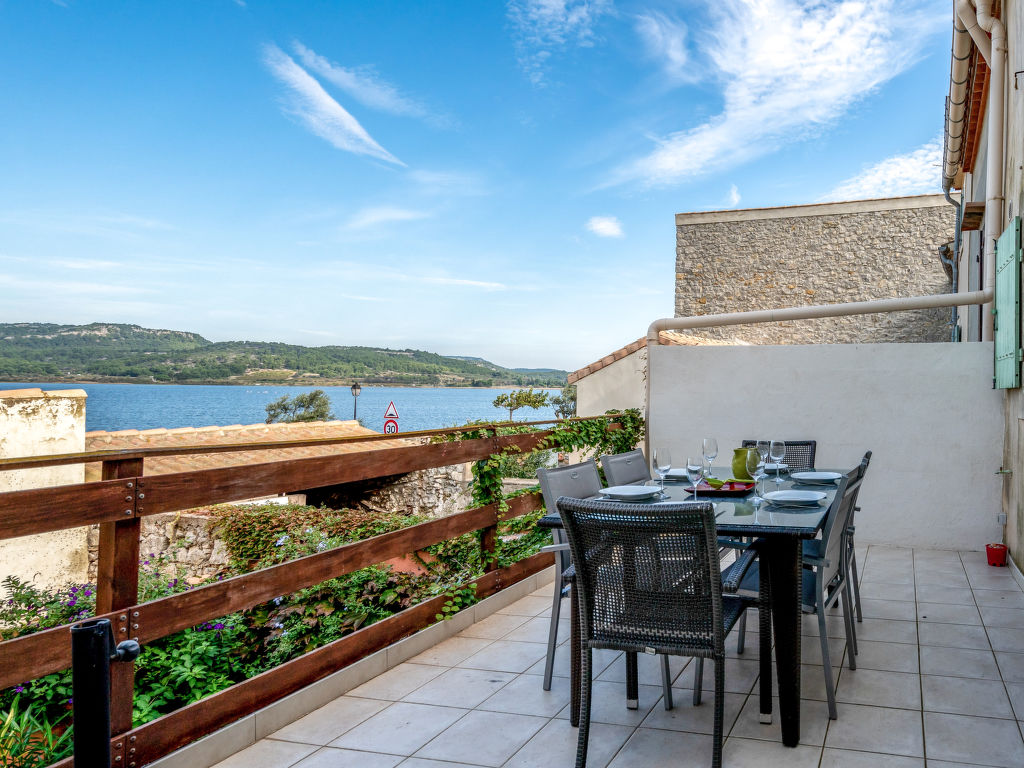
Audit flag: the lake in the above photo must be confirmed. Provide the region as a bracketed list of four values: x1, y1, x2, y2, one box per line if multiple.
[0, 382, 561, 433]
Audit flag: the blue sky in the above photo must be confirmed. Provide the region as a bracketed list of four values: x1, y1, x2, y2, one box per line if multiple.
[0, 0, 950, 370]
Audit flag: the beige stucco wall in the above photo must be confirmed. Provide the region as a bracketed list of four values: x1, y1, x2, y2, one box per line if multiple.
[576, 347, 647, 417]
[648, 342, 1003, 551]
[0, 388, 89, 588]
[676, 195, 954, 344]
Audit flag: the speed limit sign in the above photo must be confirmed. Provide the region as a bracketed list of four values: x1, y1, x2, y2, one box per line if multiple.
[384, 419, 399, 434]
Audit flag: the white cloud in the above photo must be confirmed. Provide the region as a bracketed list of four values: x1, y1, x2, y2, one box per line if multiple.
[408, 169, 488, 196]
[820, 138, 942, 201]
[727, 184, 741, 207]
[422, 276, 506, 289]
[586, 215, 624, 238]
[263, 44, 404, 166]
[635, 12, 690, 82]
[613, 0, 942, 187]
[507, 0, 613, 85]
[346, 206, 430, 229]
[291, 42, 451, 128]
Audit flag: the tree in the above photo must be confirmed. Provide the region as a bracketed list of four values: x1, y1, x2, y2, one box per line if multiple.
[492, 389, 549, 421]
[265, 389, 335, 423]
[550, 384, 577, 419]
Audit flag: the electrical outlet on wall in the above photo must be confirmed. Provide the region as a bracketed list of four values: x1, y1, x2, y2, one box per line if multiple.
[998, 513, 1008, 525]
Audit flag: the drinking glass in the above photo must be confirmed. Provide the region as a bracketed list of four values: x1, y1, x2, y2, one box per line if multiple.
[756, 440, 770, 468]
[702, 438, 718, 479]
[745, 449, 764, 505]
[686, 456, 705, 500]
[653, 448, 672, 493]
[769, 440, 786, 485]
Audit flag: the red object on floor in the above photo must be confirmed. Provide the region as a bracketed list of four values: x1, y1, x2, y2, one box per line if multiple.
[986, 543, 1008, 567]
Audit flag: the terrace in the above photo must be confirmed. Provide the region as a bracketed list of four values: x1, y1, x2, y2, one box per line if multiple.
[192, 544, 1024, 768]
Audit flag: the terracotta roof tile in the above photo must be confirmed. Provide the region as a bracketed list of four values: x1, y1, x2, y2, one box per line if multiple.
[84, 420, 412, 482]
[566, 331, 749, 384]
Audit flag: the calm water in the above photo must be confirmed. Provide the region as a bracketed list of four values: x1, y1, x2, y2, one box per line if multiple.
[0, 383, 560, 433]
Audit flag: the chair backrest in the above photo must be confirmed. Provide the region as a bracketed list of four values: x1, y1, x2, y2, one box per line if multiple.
[555, 496, 724, 656]
[742, 439, 817, 470]
[600, 449, 651, 486]
[537, 460, 603, 516]
[819, 466, 862, 584]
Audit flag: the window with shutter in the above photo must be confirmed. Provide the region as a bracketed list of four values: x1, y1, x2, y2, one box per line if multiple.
[994, 216, 1021, 389]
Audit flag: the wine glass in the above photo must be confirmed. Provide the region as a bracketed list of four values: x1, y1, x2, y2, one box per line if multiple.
[769, 440, 786, 485]
[755, 440, 770, 471]
[746, 448, 764, 505]
[702, 438, 718, 479]
[653, 448, 672, 493]
[686, 456, 705, 500]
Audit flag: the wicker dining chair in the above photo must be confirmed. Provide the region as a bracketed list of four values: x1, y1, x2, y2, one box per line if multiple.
[742, 439, 817, 470]
[600, 449, 651, 486]
[556, 496, 751, 768]
[538, 462, 674, 710]
[730, 467, 862, 719]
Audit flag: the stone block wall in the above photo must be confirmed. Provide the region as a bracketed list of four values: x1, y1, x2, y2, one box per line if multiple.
[86, 465, 474, 581]
[675, 195, 954, 343]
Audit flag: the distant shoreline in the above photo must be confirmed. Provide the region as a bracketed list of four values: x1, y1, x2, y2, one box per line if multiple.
[0, 378, 560, 390]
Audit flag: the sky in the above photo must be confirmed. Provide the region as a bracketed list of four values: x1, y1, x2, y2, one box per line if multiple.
[0, 0, 952, 371]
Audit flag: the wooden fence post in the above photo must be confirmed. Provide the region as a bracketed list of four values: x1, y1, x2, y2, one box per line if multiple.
[96, 458, 143, 737]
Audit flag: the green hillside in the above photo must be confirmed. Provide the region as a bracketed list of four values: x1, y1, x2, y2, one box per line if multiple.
[0, 323, 567, 387]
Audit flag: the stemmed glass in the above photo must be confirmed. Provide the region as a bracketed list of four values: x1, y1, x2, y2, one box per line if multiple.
[686, 456, 705, 500]
[769, 440, 786, 486]
[755, 440, 770, 472]
[702, 438, 718, 479]
[653, 448, 672, 494]
[746, 449, 765, 505]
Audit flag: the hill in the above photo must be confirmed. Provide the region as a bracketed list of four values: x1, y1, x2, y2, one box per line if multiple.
[0, 323, 567, 387]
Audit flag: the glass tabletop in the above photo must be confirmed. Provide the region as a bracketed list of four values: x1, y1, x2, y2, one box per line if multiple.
[537, 467, 844, 539]
[639, 466, 842, 538]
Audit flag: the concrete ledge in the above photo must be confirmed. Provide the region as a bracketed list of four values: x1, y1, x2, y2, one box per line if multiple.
[675, 194, 948, 225]
[147, 566, 550, 768]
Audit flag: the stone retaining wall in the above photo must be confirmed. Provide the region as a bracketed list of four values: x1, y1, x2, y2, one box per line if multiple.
[675, 195, 954, 344]
[86, 465, 473, 581]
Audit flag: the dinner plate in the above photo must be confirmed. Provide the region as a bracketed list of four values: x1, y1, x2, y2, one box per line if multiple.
[790, 471, 842, 485]
[664, 468, 691, 480]
[599, 485, 663, 501]
[762, 463, 789, 472]
[763, 490, 826, 507]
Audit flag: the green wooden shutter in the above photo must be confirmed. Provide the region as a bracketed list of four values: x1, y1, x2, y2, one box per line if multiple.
[995, 216, 1022, 389]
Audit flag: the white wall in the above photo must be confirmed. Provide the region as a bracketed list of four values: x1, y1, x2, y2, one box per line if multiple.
[577, 348, 647, 416]
[0, 388, 89, 587]
[648, 343, 1003, 551]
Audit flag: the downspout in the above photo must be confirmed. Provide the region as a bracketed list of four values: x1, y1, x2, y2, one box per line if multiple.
[960, 0, 1007, 341]
[943, 11, 971, 340]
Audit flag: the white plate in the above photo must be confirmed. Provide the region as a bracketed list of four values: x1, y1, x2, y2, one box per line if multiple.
[664, 468, 691, 480]
[790, 471, 842, 484]
[599, 485, 663, 501]
[763, 490, 826, 506]
[762, 463, 789, 472]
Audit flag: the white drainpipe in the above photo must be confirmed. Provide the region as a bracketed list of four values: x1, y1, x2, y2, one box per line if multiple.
[646, 289, 992, 343]
[957, 0, 1007, 341]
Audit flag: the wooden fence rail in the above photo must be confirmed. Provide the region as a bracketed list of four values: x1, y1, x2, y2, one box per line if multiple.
[0, 416, 625, 768]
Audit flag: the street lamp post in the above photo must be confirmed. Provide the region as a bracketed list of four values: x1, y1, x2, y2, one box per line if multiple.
[350, 382, 362, 420]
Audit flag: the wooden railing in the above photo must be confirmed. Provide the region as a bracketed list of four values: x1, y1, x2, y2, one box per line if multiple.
[0, 417, 617, 767]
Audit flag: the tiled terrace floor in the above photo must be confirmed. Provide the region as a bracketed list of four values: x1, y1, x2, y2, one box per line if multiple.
[214, 547, 1024, 768]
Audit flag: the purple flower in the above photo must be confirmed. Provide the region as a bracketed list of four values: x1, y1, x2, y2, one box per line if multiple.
[67, 697, 73, 705]
[14, 685, 24, 693]
[83, 589, 92, 597]
[212, 622, 225, 631]
[70, 587, 78, 594]
[66, 599, 77, 607]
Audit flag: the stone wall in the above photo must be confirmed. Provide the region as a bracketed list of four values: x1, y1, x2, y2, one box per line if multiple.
[0, 388, 90, 589]
[675, 195, 954, 343]
[86, 465, 474, 581]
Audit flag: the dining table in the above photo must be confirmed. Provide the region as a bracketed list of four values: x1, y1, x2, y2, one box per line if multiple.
[537, 466, 844, 748]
